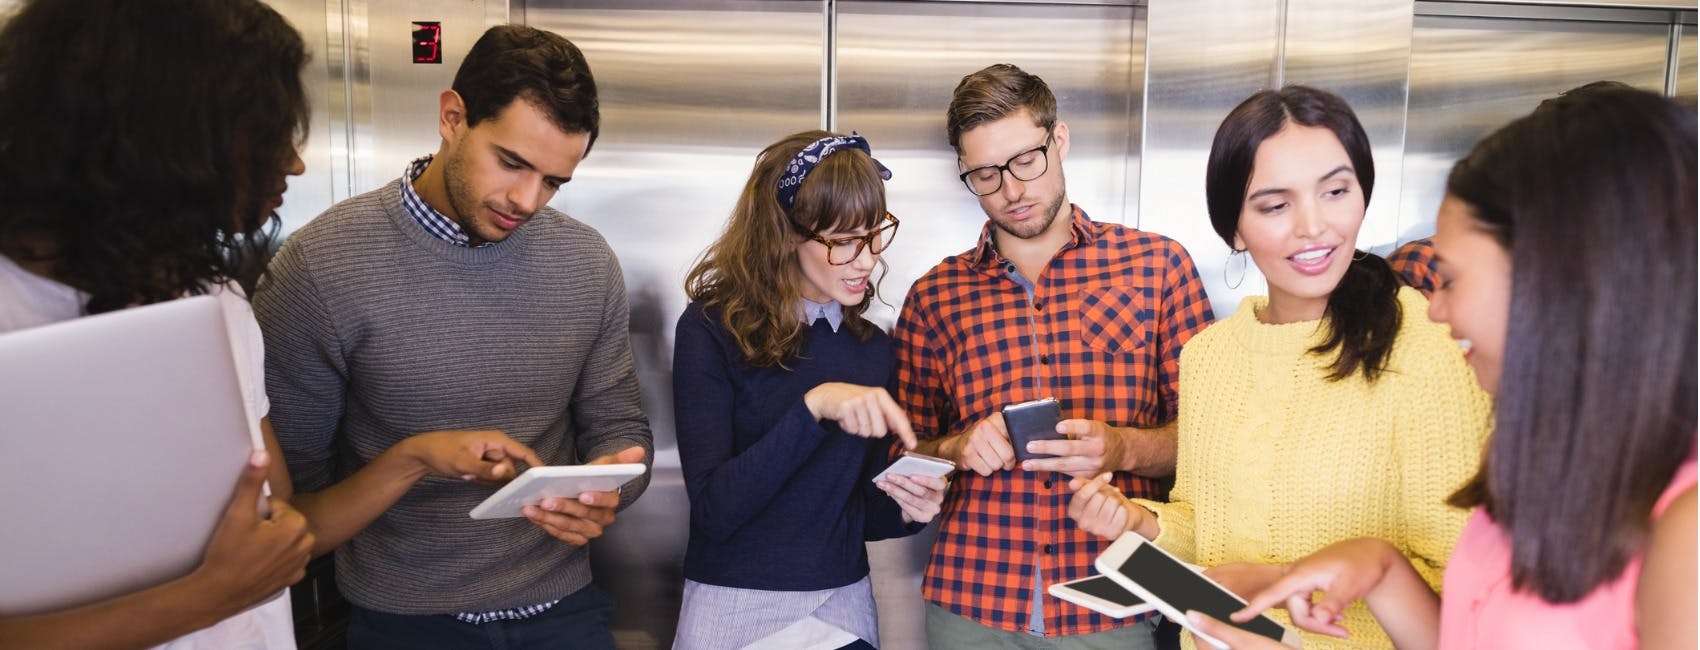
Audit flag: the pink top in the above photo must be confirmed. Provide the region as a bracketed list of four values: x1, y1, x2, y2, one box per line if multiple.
[1438, 456, 1697, 649]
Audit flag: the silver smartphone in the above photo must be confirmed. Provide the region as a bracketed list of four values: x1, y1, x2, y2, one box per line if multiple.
[871, 451, 955, 484]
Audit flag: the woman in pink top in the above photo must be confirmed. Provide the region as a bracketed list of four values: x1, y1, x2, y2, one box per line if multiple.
[1183, 84, 1697, 649]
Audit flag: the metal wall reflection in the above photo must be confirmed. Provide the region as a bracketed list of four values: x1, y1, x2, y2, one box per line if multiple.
[834, 3, 1145, 644]
[264, 0, 337, 239]
[1681, 25, 1697, 99]
[1398, 5, 1677, 242]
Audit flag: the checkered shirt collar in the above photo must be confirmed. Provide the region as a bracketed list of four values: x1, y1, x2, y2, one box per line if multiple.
[400, 155, 491, 249]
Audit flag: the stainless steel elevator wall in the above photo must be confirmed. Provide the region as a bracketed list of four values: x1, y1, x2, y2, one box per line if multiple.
[263, 0, 337, 239]
[1398, 5, 1685, 242]
[1682, 25, 1697, 98]
[0, 0, 1686, 648]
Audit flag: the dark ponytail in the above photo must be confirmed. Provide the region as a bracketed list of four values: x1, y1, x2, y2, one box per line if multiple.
[1312, 252, 1401, 381]
[1205, 85, 1400, 382]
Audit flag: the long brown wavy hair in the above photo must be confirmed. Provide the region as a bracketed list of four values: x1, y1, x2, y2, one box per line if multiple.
[685, 130, 889, 368]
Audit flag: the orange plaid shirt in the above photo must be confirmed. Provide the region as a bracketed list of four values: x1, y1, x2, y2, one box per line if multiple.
[1389, 238, 1440, 297]
[894, 205, 1213, 636]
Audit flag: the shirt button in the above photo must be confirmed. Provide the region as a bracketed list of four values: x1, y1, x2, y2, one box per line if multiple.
[1043, 544, 1054, 554]
[1043, 480, 1053, 489]
[1040, 354, 1051, 365]
[1034, 300, 1045, 311]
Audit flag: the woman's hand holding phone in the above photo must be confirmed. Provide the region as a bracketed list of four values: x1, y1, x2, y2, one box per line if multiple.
[875, 474, 948, 524]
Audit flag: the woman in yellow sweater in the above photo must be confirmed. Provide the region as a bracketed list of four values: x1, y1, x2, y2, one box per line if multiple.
[1066, 86, 1492, 649]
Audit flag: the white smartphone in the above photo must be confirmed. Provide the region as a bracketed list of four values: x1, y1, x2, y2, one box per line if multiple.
[1095, 533, 1300, 649]
[871, 451, 955, 484]
[468, 463, 646, 520]
[1048, 574, 1158, 619]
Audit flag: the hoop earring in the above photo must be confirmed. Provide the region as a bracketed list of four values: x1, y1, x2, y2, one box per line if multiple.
[1352, 249, 1369, 261]
[1224, 249, 1248, 290]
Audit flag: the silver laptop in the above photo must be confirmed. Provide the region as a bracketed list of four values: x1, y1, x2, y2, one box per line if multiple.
[0, 295, 260, 616]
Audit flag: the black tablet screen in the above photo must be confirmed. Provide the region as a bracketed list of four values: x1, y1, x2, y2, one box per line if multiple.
[1117, 543, 1284, 641]
[1067, 575, 1145, 606]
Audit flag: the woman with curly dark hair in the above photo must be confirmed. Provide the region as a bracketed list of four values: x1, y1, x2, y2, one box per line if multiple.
[0, 0, 315, 647]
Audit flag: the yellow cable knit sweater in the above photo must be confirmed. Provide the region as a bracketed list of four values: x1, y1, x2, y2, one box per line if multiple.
[1134, 287, 1492, 650]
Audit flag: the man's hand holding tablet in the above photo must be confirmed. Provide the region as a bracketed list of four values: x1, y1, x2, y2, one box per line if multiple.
[492, 446, 648, 547]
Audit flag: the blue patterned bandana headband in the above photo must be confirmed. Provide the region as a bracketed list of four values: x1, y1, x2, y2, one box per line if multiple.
[775, 133, 893, 212]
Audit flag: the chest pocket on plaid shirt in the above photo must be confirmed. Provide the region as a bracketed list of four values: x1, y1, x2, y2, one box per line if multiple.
[1078, 286, 1154, 355]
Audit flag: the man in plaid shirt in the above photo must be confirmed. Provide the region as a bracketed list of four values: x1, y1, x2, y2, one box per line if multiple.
[895, 63, 1213, 647]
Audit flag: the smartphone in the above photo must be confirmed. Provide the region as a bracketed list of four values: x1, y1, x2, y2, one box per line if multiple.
[1094, 533, 1297, 649]
[1048, 574, 1157, 619]
[871, 451, 956, 484]
[1002, 397, 1063, 463]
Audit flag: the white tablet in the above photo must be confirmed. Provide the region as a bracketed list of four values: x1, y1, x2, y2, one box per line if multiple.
[871, 451, 955, 484]
[1048, 574, 1157, 619]
[468, 463, 647, 520]
[1095, 533, 1301, 649]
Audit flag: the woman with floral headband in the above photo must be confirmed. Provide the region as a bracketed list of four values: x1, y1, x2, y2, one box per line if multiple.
[671, 131, 948, 650]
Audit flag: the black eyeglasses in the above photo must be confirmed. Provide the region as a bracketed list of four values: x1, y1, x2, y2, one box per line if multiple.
[958, 135, 1052, 196]
[801, 213, 900, 265]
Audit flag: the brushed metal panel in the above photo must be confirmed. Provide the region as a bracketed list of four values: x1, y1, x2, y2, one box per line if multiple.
[1398, 15, 1671, 242]
[834, 3, 1143, 644]
[523, 2, 824, 647]
[1679, 24, 1697, 99]
[259, 0, 337, 238]
[321, 0, 364, 208]
[1426, 0, 1695, 9]
[1420, 1, 1696, 23]
[1138, 0, 1281, 316]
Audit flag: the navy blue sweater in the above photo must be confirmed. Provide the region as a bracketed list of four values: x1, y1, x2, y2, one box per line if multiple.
[672, 301, 919, 590]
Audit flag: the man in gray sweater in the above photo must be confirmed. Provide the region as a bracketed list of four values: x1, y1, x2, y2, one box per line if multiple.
[253, 25, 651, 649]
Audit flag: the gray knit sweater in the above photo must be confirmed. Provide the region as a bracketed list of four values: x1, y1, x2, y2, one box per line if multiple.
[253, 179, 653, 615]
